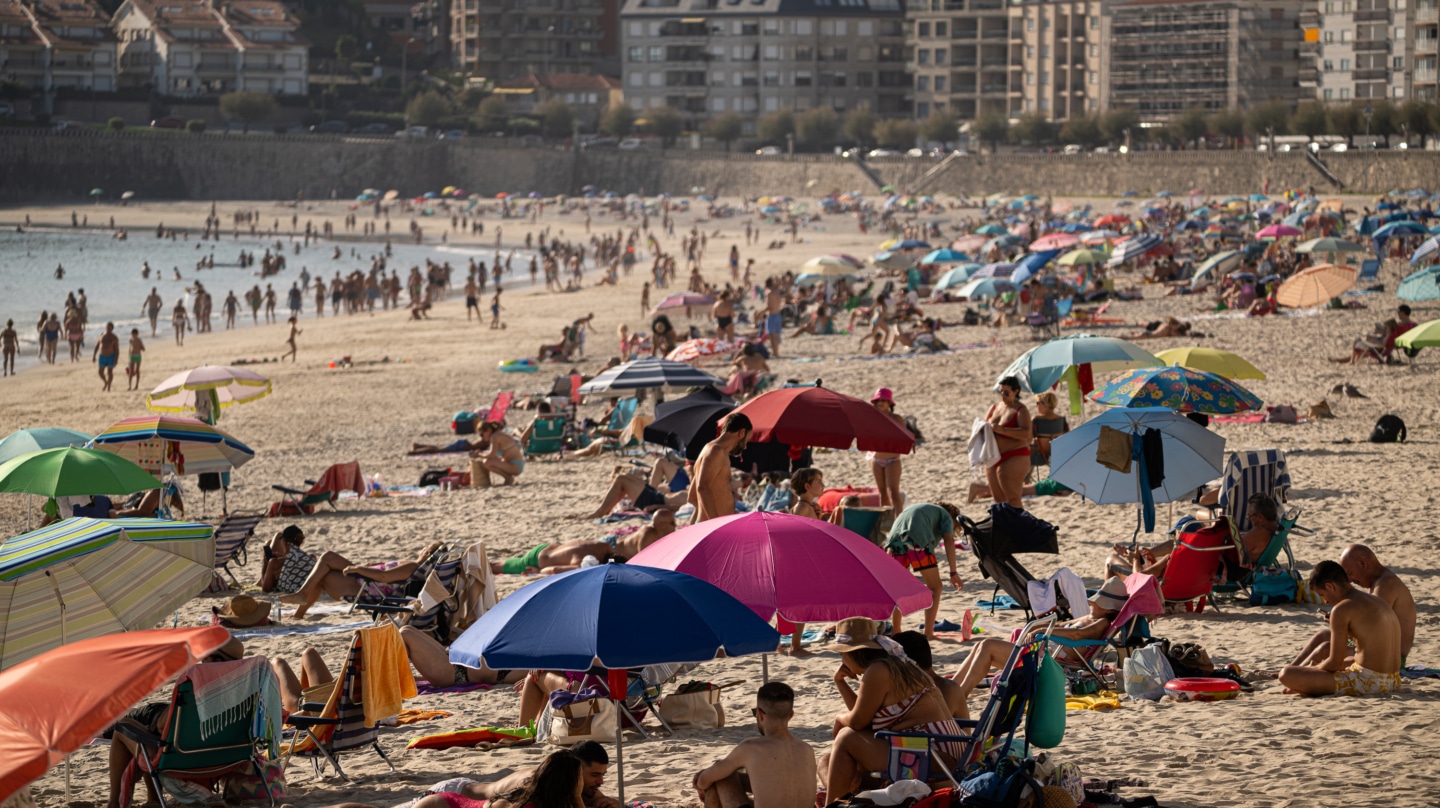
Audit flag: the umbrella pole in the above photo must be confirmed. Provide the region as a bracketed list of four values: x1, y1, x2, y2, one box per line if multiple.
[47, 570, 71, 802]
[762, 653, 769, 684]
[614, 699, 625, 805]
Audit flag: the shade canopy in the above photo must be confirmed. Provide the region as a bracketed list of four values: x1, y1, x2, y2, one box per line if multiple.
[1153, 347, 1266, 380]
[89, 415, 255, 476]
[145, 365, 272, 413]
[731, 386, 916, 454]
[1048, 407, 1226, 505]
[0, 429, 94, 467]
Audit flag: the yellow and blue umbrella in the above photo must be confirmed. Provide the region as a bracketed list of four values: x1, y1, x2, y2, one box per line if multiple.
[0, 517, 215, 669]
[1089, 367, 1263, 414]
[89, 415, 254, 475]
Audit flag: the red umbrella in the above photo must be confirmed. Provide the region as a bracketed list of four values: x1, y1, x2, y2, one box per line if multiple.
[0, 627, 230, 803]
[731, 386, 915, 453]
[1095, 214, 1131, 228]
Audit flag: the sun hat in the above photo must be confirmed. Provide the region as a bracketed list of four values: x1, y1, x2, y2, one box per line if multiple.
[213, 594, 272, 628]
[871, 387, 895, 405]
[1088, 577, 1129, 612]
[824, 617, 885, 653]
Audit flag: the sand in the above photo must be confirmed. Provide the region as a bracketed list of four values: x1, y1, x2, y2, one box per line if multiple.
[2, 197, 1437, 808]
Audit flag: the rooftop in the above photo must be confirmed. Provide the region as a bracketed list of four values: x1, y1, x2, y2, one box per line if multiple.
[621, 0, 903, 18]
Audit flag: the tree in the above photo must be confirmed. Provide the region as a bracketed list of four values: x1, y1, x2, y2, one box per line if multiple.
[1246, 101, 1290, 140]
[1289, 102, 1328, 139]
[703, 111, 743, 151]
[648, 105, 684, 148]
[1400, 99, 1435, 145]
[508, 117, 539, 135]
[1175, 108, 1209, 146]
[919, 111, 957, 145]
[756, 110, 794, 144]
[1329, 103, 1362, 146]
[1367, 100, 1397, 146]
[534, 99, 574, 139]
[1098, 107, 1139, 145]
[873, 118, 918, 148]
[108, 116, 125, 131]
[334, 34, 359, 63]
[973, 111, 1009, 151]
[843, 104, 877, 146]
[219, 91, 277, 133]
[795, 107, 839, 148]
[1011, 112, 1053, 146]
[599, 102, 637, 137]
[1209, 109, 1246, 148]
[405, 90, 452, 128]
[472, 96, 509, 132]
[1058, 114, 1102, 148]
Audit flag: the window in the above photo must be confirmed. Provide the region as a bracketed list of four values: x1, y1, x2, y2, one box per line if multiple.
[833, 71, 847, 86]
[859, 21, 873, 36]
[1039, 98, 1049, 110]
[628, 72, 643, 87]
[1340, 87, 1351, 98]
[648, 45, 663, 61]
[1394, 55, 1405, 68]
[919, 22, 930, 36]
[1324, 1, 1334, 10]
[917, 102, 930, 117]
[797, 19, 813, 34]
[1324, 30, 1334, 42]
[795, 46, 814, 60]
[936, 22, 947, 36]
[1039, 70, 1048, 84]
[1342, 0, 1351, 10]
[712, 70, 725, 85]
[935, 75, 946, 91]
[1324, 88, 1334, 99]
[1089, 70, 1097, 84]
[1040, 44, 1049, 58]
[1395, 85, 1405, 97]
[917, 75, 930, 90]
[1089, 44, 1098, 57]
[1041, 16, 1049, 29]
[1026, 18, 1034, 30]
[1341, 58, 1351, 70]
[712, 98, 725, 112]
[858, 45, 874, 60]
[918, 49, 930, 64]
[763, 44, 778, 60]
[764, 97, 778, 111]
[935, 48, 946, 64]
[628, 21, 642, 37]
[857, 70, 873, 86]
[648, 72, 663, 86]
[628, 46, 642, 62]
[764, 70, 779, 86]
[1090, 15, 1098, 29]
[1025, 70, 1033, 85]
[1025, 45, 1034, 58]
[1024, 98, 1033, 110]
[796, 70, 813, 86]
[1089, 98, 1098, 110]
[763, 20, 779, 34]
[1340, 30, 1351, 42]
[1323, 59, 1333, 71]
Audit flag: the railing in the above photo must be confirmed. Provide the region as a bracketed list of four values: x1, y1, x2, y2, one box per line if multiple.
[1355, 8, 1390, 21]
[1416, 67, 1438, 81]
[1354, 39, 1392, 52]
[1418, 6, 1440, 23]
[1417, 37, 1439, 53]
[1354, 67, 1388, 80]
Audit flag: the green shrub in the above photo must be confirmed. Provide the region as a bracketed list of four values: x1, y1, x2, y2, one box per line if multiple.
[186, 119, 206, 133]
[107, 117, 125, 131]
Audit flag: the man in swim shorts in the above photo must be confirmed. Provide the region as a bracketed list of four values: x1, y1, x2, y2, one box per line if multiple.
[763, 279, 784, 357]
[882, 502, 964, 639]
[1291, 544, 1416, 670]
[1279, 560, 1403, 697]
[491, 539, 617, 575]
[694, 682, 815, 808]
[92, 322, 120, 391]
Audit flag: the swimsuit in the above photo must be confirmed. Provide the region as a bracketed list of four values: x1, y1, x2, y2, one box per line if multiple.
[1333, 663, 1402, 696]
[1033, 478, 1071, 497]
[871, 688, 965, 765]
[891, 547, 938, 571]
[98, 354, 117, 368]
[867, 452, 900, 467]
[992, 407, 1030, 467]
[274, 545, 317, 593]
[634, 484, 666, 510]
[716, 315, 733, 329]
[502, 543, 548, 574]
[765, 312, 783, 334]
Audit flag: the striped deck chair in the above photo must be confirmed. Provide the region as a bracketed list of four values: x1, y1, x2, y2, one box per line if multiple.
[282, 631, 399, 781]
[1214, 449, 1291, 534]
[212, 510, 264, 587]
[346, 543, 450, 620]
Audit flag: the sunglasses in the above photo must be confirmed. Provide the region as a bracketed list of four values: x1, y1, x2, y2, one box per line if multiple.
[751, 707, 765, 719]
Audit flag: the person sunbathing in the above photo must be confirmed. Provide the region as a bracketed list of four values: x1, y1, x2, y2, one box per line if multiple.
[586, 465, 688, 518]
[337, 748, 591, 808]
[966, 478, 1073, 504]
[694, 682, 816, 808]
[398, 625, 527, 688]
[1122, 316, 1191, 340]
[1278, 560, 1403, 697]
[111, 486, 183, 519]
[1291, 545, 1415, 670]
[821, 618, 963, 802]
[277, 540, 444, 619]
[489, 539, 621, 576]
[791, 303, 836, 337]
[951, 577, 1125, 706]
[407, 438, 484, 456]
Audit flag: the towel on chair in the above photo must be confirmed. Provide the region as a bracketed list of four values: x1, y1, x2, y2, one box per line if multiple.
[358, 622, 417, 728]
[453, 541, 498, 631]
[186, 657, 282, 757]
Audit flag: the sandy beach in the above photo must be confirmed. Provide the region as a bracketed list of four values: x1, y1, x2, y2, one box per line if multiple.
[2, 196, 1437, 808]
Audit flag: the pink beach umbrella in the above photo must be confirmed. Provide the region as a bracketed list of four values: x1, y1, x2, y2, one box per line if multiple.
[951, 234, 989, 253]
[1256, 224, 1302, 239]
[629, 511, 933, 625]
[1031, 233, 1080, 252]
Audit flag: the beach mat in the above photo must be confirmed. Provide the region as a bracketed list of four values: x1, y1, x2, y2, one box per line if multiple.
[407, 725, 535, 751]
[415, 679, 493, 696]
[1402, 666, 1440, 680]
[230, 619, 372, 641]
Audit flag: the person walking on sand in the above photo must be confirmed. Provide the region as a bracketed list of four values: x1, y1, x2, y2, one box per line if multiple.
[282, 317, 301, 362]
[465, 275, 479, 321]
[490, 289, 504, 329]
[1, 319, 17, 376]
[126, 329, 145, 391]
[763, 279, 784, 358]
[263, 284, 277, 324]
[172, 300, 189, 346]
[640, 282, 650, 317]
[867, 388, 911, 517]
[42, 313, 60, 364]
[687, 412, 751, 524]
[64, 308, 84, 362]
[222, 291, 239, 329]
[92, 322, 120, 391]
[142, 288, 164, 336]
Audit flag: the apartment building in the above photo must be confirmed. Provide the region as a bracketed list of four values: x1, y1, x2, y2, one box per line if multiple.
[1104, 0, 1304, 119]
[1006, 0, 1106, 120]
[1302, 0, 1438, 103]
[450, 0, 606, 81]
[0, 0, 117, 95]
[618, 0, 908, 136]
[906, 0, 1009, 121]
[111, 0, 307, 96]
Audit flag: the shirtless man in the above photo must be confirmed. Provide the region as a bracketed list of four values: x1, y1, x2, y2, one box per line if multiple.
[464, 276, 479, 321]
[687, 412, 751, 523]
[1279, 560, 1403, 696]
[142, 288, 164, 336]
[448, 741, 620, 808]
[712, 292, 736, 342]
[694, 682, 815, 808]
[762, 280, 784, 357]
[585, 464, 687, 518]
[92, 322, 120, 391]
[489, 539, 620, 576]
[1292, 545, 1416, 668]
[1, 319, 16, 376]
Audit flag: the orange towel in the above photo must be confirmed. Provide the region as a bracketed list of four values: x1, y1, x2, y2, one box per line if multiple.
[358, 622, 418, 727]
[394, 709, 452, 725]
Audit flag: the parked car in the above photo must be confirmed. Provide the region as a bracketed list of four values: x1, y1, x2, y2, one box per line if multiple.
[396, 125, 429, 139]
[866, 148, 901, 157]
[310, 120, 349, 134]
[150, 116, 185, 129]
[1062, 144, 1085, 155]
[581, 136, 618, 149]
[618, 137, 647, 150]
[440, 129, 465, 140]
[1092, 146, 1112, 154]
[755, 145, 782, 156]
[353, 122, 393, 135]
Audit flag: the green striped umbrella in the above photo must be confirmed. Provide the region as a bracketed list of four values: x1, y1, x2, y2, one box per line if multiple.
[0, 517, 215, 669]
[0, 448, 160, 498]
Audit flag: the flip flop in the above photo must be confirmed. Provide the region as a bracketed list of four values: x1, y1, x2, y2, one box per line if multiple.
[932, 618, 963, 632]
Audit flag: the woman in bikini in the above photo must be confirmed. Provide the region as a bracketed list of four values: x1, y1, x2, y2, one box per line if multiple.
[984, 376, 1032, 509]
[868, 388, 911, 517]
[277, 540, 444, 619]
[823, 617, 965, 801]
[477, 420, 526, 484]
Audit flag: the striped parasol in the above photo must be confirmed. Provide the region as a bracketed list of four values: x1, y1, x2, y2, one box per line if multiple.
[666, 338, 735, 364]
[89, 415, 254, 475]
[1275, 264, 1358, 308]
[578, 356, 722, 394]
[145, 365, 272, 414]
[651, 292, 716, 313]
[0, 517, 215, 669]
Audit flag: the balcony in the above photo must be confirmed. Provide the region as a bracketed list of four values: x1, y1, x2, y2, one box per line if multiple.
[1416, 67, 1438, 81]
[1417, 37, 1439, 53]
[1354, 67, 1388, 80]
[1418, 6, 1440, 23]
[1355, 8, 1389, 22]
[1353, 38, 1391, 52]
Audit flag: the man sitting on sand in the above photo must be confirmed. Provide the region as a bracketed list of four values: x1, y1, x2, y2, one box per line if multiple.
[693, 682, 816, 808]
[1291, 545, 1416, 669]
[586, 464, 689, 519]
[1279, 560, 1403, 696]
[488, 516, 674, 576]
[428, 741, 619, 808]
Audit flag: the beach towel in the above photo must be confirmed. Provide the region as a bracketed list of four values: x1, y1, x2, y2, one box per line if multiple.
[393, 709, 452, 725]
[1210, 413, 1267, 424]
[452, 541, 498, 630]
[1026, 567, 1088, 618]
[1401, 666, 1440, 680]
[185, 657, 282, 757]
[975, 594, 1021, 610]
[406, 725, 535, 751]
[414, 679, 492, 696]
[229, 619, 372, 641]
[1065, 690, 1123, 711]
[778, 628, 829, 647]
[358, 622, 417, 728]
[968, 419, 1000, 468]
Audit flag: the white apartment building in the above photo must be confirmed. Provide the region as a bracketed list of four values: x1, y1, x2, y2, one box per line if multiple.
[112, 0, 306, 96]
[0, 0, 117, 95]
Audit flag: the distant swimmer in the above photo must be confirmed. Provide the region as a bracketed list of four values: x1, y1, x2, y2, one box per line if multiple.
[173, 267, 182, 280]
[54, 264, 65, 279]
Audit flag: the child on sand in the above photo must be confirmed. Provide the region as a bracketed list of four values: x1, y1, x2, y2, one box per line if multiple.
[126, 329, 145, 390]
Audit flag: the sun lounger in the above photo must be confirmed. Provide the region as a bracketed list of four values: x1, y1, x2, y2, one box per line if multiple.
[212, 510, 264, 588]
[269, 462, 364, 517]
[1048, 573, 1163, 689]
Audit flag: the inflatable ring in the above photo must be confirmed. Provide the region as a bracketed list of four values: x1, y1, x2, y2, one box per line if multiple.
[1163, 677, 1241, 702]
[498, 359, 538, 373]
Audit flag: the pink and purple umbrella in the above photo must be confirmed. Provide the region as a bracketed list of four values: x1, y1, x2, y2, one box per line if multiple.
[629, 511, 933, 624]
[1256, 224, 1302, 239]
[1031, 233, 1080, 252]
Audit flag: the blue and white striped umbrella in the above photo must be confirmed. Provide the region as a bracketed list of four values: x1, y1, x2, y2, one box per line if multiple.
[578, 356, 721, 394]
[1106, 233, 1163, 265]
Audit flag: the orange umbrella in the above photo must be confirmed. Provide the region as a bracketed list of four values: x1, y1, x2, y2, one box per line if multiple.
[1275, 263, 1358, 309]
[0, 626, 230, 803]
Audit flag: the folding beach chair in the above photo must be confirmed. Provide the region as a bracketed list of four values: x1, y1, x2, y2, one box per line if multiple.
[1026, 297, 1072, 341]
[1157, 521, 1236, 613]
[117, 658, 281, 808]
[1210, 507, 1313, 601]
[525, 416, 568, 460]
[269, 461, 364, 517]
[1047, 573, 1163, 689]
[283, 627, 406, 781]
[481, 390, 514, 427]
[346, 541, 451, 621]
[211, 510, 264, 588]
[1357, 259, 1380, 282]
[959, 506, 1061, 620]
[570, 662, 698, 739]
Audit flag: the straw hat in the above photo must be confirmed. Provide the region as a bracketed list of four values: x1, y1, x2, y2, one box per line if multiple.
[213, 594, 272, 627]
[1088, 577, 1129, 612]
[824, 617, 884, 653]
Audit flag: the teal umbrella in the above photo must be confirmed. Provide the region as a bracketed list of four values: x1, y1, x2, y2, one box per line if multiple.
[1089, 367, 1263, 414]
[1000, 334, 1162, 394]
[0, 429, 93, 466]
[1189, 250, 1244, 288]
[935, 264, 982, 290]
[0, 448, 160, 498]
[1398, 266, 1440, 302]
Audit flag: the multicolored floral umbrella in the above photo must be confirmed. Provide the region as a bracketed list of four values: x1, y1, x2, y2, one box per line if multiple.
[1089, 367, 1263, 414]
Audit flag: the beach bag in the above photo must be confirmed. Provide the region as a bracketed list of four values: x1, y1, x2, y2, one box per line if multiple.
[1369, 414, 1406, 443]
[542, 697, 616, 745]
[658, 683, 726, 729]
[1163, 641, 1214, 678]
[1122, 644, 1174, 701]
[223, 756, 286, 803]
[1248, 567, 1298, 606]
[1263, 405, 1298, 424]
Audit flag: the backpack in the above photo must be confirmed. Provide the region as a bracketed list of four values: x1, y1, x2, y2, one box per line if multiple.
[417, 468, 451, 487]
[1369, 414, 1406, 443]
[1249, 567, 1299, 606]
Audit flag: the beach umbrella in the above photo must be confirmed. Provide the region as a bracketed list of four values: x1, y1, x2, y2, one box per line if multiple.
[643, 388, 735, 460]
[919, 248, 970, 265]
[1188, 250, 1244, 288]
[120, 191, 135, 200]
[951, 235, 989, 253]
[1000, 334, 1161, 396]
[0, 448, 160, 498]
[666, 338, 735, 364]
[934, 264, 981, 290]
[1049, 407, 1226, 536]
[731, 385, 915, 454]
[1395, 318, 1440, 350]
[1256, 224, 1302, 239]
[0, 429, 93, 467]
[971, 261, 1015, 279]
[1153, 347, 1266, 381]
[89, 415, 254, 476]
[974, 224, 1007, 236]
[0, 626, 232, 804]
[448, 564, 778, 803]
[1296, 237, 1364, 255]
[954, 277, 1016, 299]
[1057, 248, 1106, 266]
[88, 188, 102, 197]
[797, 259, 861, 277]
[1105, 234, 1162, 266]
[1011, 250, 1061, 286]
[630, 511, 932, 624]
[1079, 229, 1119, 245]
[872, 251, 914, 270]
[0, 517, 216, 669]
[894, 239, 931, 250]
[578, 357, 721, 394]
[1090, 367, 1263, 414]
[1094, 214, 1130, 228]
[145, 365, 272, 415]
[1373, 221, 1428, 239]
[355, 194, 375, 202]
[650, 292, 716, 314]
[1031, 233, 1080, 251]
[1398, 265, 1440, 301]
[382, 189, 400, 201]
[1412, 235, 1440, 265]
[795, 272, 856, 286]
[1275, 263, 1359, 308]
